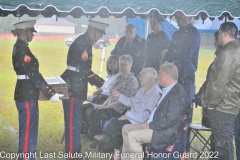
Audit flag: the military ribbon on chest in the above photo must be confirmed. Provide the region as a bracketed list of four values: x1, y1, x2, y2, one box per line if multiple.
[82, 50, 88, 61]
[24, 54, 32, 63]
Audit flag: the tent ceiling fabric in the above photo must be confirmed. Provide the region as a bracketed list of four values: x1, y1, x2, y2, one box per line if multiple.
[0, 0, 240, 18]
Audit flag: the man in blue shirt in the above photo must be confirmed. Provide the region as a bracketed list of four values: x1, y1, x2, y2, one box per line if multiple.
[164, 11, 200, 102]
[164, 11, 201, 150]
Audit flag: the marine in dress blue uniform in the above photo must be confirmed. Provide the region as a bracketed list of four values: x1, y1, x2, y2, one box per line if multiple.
[11, 20, 63, 160]
[60, 20, 109, 158]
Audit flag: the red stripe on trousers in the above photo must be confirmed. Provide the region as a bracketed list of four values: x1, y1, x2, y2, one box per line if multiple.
[24, 101, 30, 160]
[69, 97, 74, 159]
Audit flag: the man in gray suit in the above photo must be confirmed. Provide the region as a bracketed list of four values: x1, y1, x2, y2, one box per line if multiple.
[121, 63, 189, 160]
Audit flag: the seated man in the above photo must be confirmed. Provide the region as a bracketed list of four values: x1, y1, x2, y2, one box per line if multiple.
[121, 63, 189, 160]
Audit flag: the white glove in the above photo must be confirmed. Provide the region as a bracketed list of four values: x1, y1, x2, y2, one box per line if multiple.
[50, 93, 64, 102]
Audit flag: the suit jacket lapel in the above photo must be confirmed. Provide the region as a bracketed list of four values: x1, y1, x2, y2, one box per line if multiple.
[155, 83, 178, 112]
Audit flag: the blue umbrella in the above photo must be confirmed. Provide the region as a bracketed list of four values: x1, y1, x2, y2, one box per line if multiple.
[126, 16, 179, 40]
[193, 18, 240, 34]
[161, 17, 179, 40]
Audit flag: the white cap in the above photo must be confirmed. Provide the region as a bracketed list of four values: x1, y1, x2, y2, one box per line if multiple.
[88, 20, 109, 35]
[13, 20, 37, 32]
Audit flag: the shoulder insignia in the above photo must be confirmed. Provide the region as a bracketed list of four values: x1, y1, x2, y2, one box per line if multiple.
[82, 50, 88, 61]
[24, 54, 32, 63]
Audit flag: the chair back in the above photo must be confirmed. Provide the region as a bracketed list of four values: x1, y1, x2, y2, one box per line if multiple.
[144, 104, 191, 160]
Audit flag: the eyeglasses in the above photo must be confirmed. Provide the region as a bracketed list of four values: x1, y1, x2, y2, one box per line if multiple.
[163, 61, 174, 65]
[108, 60, 117, 64]
[119, 63, 131, 67]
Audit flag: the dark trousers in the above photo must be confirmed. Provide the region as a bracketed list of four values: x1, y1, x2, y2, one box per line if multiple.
[16, 101, 38, 160]
[179, 79, 195, 151]
[104, 119, 131, 149]
[207, 109, 236, 160]
[82, 103, 94, 134]
[62, 97, 83, 155]
[87, 108, 123, 136]
[234, 112, 240, 160]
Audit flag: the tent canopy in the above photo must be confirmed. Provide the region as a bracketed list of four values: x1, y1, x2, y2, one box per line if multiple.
[194, 17, 240, 34]
[0, 0, 240, 19]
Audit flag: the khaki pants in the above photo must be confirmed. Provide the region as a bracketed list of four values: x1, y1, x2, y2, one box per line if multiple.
[121, 123, 153, 160]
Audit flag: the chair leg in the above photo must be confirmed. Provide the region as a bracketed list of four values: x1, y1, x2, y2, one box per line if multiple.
[190, 130, 212, 160]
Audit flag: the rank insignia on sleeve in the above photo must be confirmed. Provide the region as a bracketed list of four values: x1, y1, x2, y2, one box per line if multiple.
[24, 54, 32, 63]
[82, 51, 88, 61]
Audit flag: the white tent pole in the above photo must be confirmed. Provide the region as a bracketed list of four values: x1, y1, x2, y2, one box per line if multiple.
[146, 20, 149, 39]
[99, 47, 106, 77]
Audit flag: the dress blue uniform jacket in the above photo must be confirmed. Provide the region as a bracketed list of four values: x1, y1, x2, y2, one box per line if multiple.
[12, 39, 55, 101]
[61, 33, 104, 100]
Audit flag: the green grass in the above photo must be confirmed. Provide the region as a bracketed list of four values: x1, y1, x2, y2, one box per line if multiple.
[0, 39, 223, 160]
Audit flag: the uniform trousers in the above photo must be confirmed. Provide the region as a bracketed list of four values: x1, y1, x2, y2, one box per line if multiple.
[62, 97, 83, 157]
[122, 123, 153, 160]
[16, 101, 38, 160]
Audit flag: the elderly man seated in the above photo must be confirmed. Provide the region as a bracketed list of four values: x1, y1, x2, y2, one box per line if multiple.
[121, 63, 189, 160]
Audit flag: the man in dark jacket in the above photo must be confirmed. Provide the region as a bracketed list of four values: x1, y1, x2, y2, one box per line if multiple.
[60, 20, 108, 158]
[121, 63, 189, 160]
[111, 24, 146, 80]
[202, 22, 240, 160]
[144, 10, 170, 71]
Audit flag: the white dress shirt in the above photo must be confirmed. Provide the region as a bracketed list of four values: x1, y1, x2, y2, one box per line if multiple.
[147, 82, 177, 124]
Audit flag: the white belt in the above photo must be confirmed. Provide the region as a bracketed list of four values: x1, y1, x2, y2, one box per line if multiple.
[67, 66, 79, 72]
[17, 75, 29, 80]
